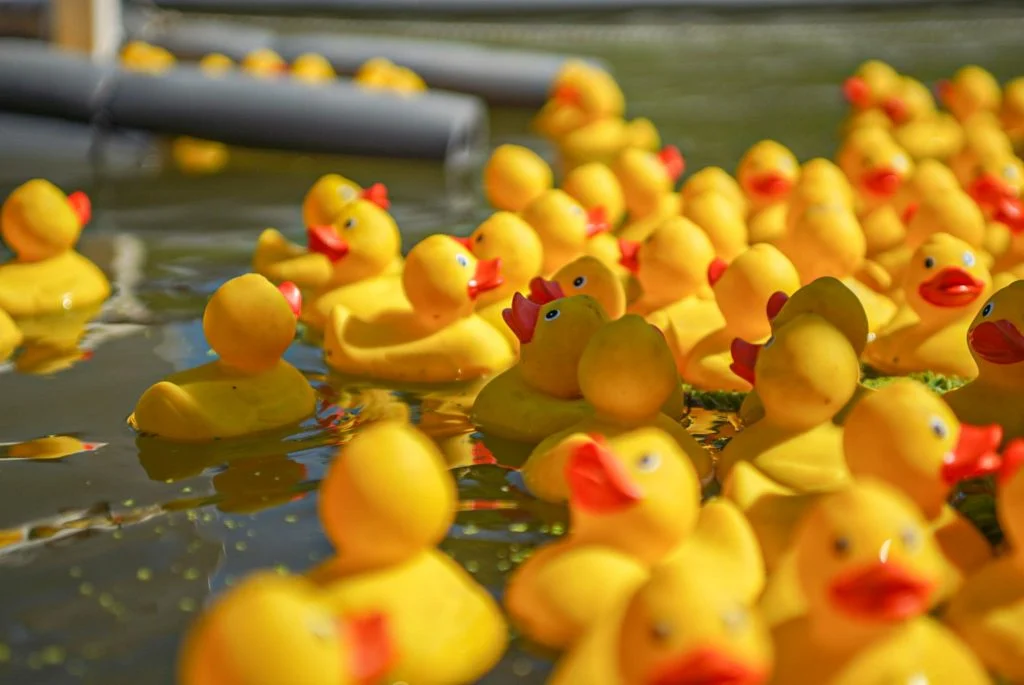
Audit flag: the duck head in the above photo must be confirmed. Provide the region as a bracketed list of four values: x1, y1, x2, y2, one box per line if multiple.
[712, 244, 801, 343]
[402, 235, 503, 324]
[966, 280, 1024, 386]
[562, 162, 627, 227]
[621, 217, 717, 309]
[307, 199, 401, 286]
[967, 155, 1023, 216]
[483, 144, 554, 213]
[458, 212, 543, 306]
[303, 174, 390, 229]
[613, 146, 686, 219]
[737, 140, 799, 205]
[938, 65, 1002, 122]
[551, 254, 627, 319]
[241, 48, 288, 79]
[787, 202, 867, 282]
[905, 190, 986, 252]
[291, 52, 337, 84]
[1, 179, 91, 261]
[767, 278, 870, 356]
[904, 232, 991, 318]
[681, 166, 748, 217]
[520, 189, 609, 275]
[842, 60, 901, 110]
[836, 128, 912, 201]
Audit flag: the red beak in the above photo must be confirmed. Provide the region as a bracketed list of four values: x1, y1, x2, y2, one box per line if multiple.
[277, 281, 302, 318]
[707, 258, 728, 287]
[766, 291, 789, 321]
[829, 561, 936, 622]
[999, 439, 1024, 485]
[67, 190, 92, 227]
[882, 97, 909, 125]
[502, 292, 541, 343]
[969, 319, 1024, 364]
[901, 201, 920, 225]
[552, 83, 582, 107]
[937, 79, 953, 106]
[467, 258, 504, 299]
[994, 198, 1024, 234]
[843, 76, 872, 108]
[585, 206, 610, 238]
[861, 167, 903, 197]
[729, 338, 761, 386]
[649, 647, 768, 685]
[565, 438, 642, 514]
[917, 267, 985, 308]
[940, 423, 1004, 485]
[658, 145, 686, 182]
[307, 225, 350, 262]
[359, 182, 390, 210]
[969, 173, 1016, 210]
[528, 277, 565, 304]
[342, 612, 395, 685]
[618, 238, 641, 274]
[747, 172, 793, 200]
[449, 235, 474, 249]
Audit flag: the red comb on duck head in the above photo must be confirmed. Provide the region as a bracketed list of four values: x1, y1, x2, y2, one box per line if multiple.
[359, 183, 390, 210]
[618, 238, 641, 274]
[766, 291, 789, 321]
[585, 206, 610, 238]
[707, 258, 729, 287]
[67, 191, 91, 227]
[344, 612, 395, 685]
[528, 277, 565, 304]
[729, 338, 762, 386]
[882, 97, 910, 125]
[940, 423, 1004, 486]
[552, 83, 582, 107]
[657, 145, 686, 183]
[842, 76, 872, 108]
[502, 292, 541, 343]
[277, 281, 302, 318]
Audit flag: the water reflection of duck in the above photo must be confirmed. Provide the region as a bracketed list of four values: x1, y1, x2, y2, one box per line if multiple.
[11, 304, 100, 375]
[0, 436, 105, 461]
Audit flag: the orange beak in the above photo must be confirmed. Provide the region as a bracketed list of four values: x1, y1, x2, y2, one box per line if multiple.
[342, 612, 396, 685]
[882, 96, 909, 124]
[467, 258, 503, 300]
[67, 190, 92, 227]
[970, 173, 1017, 210]
[969, 318, 1024, 365]
[828, 561, 935, 622]
[552, 83, 582, 107]
[861, 167, 903, 197]
[729, 338, 761, 386]
[277, 281, 302, 318]
[307, 225, 350, 262]
[766, 291, 789, 321]
[585, 206, 610, 238]
[657, 145, 686, 183]
[565, 437, 642, 514]
[747, 172, 793, 199]
[843, 76, 872, 108]
[940, 423, 1004, 486]
[707, 258, 728, 287]
[528, 277, 565, 304]
[917, 267, 985, 308]
[359, 182, 390, 210]
[649, 647, 768, 685]
[618, 238, 641, 274]
[994, 197, 1024, 234]
[502, 292, 541, 343]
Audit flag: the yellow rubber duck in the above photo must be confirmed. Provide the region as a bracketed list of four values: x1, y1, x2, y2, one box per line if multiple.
[0, 435, 104, 462]
[483, 144, 553, 213]
[323, 235, 513, 382]
[519, 189, 611, 276]
[837, 127, 914, 215]
[130, 276, 314, 441]
[241, 48, 288, 79]
[737, 140, 800, 213]
[615, 191, 682, 243]
[119, 40, 176, 74]
[842, 60, 902, 111]
[556, 116, 661, 172]
[353, 58, 426, 95]
[770, 481, 990, 685]
[313, 422, 507, 684]
[681, 165, 748, 217]
[550, 556, 773, 685]
[290, 52, 336, 84]
[944, 280, 1024, 443]
[197, 52, 234, 74]
[949, 117, 1015, 188]
[965, 150, 1024, 223]
[521, 314, 712, 501]
[758, 157, 854, 247]
[0, 179, 109, 317]
[178, 572, 395, 685]
[904, 188, 987, 257]
[533, 60, 626, 140]
[302, 173, 392, 229]
[562, 162, 626, 228]
[549, 254, 627, 320]
[939, 65, 1002, 123]
[171, 136, 230, 175]
[891, 158, 961, 230]
[682, 189, 750, 261]
[471, 290, 608, 442]
[865, 232, 992, 378]
[612, 145, 685, 220]
[1002, 76, 1024, 147]
[885, 76, 964, 161]
[0, 308, 21, 362]
[681, 244, 800, 391]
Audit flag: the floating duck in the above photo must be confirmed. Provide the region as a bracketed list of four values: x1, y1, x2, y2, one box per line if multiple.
[1003, 77, 1024, 147]
[682, 189, 749, 261]
[549, 255, 627, 320]
[0, 309, 21, 362]
[865, 232, 991, 378]
[197, 52, 234, 74]
[939, 65, 1002, 123]
[755, 158, 853, 247]
[120, 40, 176, 74]
[737, 140, 799, 213]
[533, 60, 626, 140]
[0, 179, 109, 317]
[562, 162, 626, 228]
[483, 144, 553, 213]
[556, 117, 661, 173]
[301, 174, 392, 229]
[949, 118, 1015, 187]
[681, 244, 800, 391]
[891, 158, 962, 229]
[323, 235, 513, 382]
[884, 76, 965, 161]
[290, 52, 337, 84]
[612, 146, 685, 220]
[681, 166, 748, 217]
[171, 136, 230, 175]
[313, 422, 507, 684]
[837, 127, 914, 216]
[549, 558, 773, 685]
[130, 275, 314, 441]
[241, 48, 288, 79]
[769, 481, 990, 685]
[521, 315, 712, 502]
[179, 572, 395, 685]
[842, 60, 902, 111]
[520, 189, 612, 276]
[944, 280, 1024, 443]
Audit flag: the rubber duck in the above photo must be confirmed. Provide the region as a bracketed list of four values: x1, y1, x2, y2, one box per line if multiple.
[1002, 77, 1024, 147]
[0, 179, 109, 317]
[865, 232, 992, 378]
[302, 174, 391, 229]
[550, 255, 627, 320]
[906, 189, 987, 256]
[171, 136, 229, 175]
[562, 162, 626, 228]
[119, 40, 176, 74]
[944, 444, 1024, 682]
[965, 150, 1024, 222]
[944, 280, 1024, 443]
[322, 235, 513, 382]
[681, 166, 748, 217]
[313, 422, 507, 684]
[354, 58, 420, 92]
[842, 60, 902, 111]
[737, 140, 800, 213]
[622, 215, 716, 316]
[241, 48, 287, 79]
[939, 65, 1002, 123]
[471, 290, 609, 442]
[197, 52, 234, 74]
[612, 145, 685, 220]
[549, 559, 773, 685]
[836, 127, 914, 215]
[519, 189, 611, 276]
[0, 435, 104, 462]
[130, 276, 313, 440]
[533, 60, 625, 140]
[556, 117, 661, 172]
[682, 190, 750, 261]
[844, 379, 998, 599]
[616, 192, 682, 243]
[0, 309, 21, 362]
[752, 158, 852, 247]
[483, 144, 553, 213]
[681, 244, 800, 391]
[892, 158, 962, 229]
[455, 211, 543, 309]
[178, 572, 395, 685]
[885, 76, 964, 161]
[291, 52, 337, 84]
[522, 314, 713, 502]
[949, 117, 1015, 188]
[770, 481, 990, 685]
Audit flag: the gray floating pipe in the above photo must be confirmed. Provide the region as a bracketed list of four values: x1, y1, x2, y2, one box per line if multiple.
[0, 40, 487, 163]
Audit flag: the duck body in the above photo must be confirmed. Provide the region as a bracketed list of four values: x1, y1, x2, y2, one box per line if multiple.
[0, 250, 109, 318]
[304, 274, 404, 330]
[471, 365, 594, 442]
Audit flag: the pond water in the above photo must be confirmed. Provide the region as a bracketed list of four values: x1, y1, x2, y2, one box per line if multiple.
[0, 5, 1022, 684]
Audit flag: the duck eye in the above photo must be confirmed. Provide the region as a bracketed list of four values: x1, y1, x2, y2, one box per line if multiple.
[636, 453, 661, 472]
[928, 416, 948, 439]
[650, 621, 673, 642]
[344, 218, 357, 230]
[900, 525, 921, 551]
[982, 302, 994, 317]
[306, 616, 335, 640]
[573, 275, 587, 288]
[962, 251, 976, 267]
[456, 254, 469, 267]
[924, 256, 935, 269]
[544, 308, 561, 321]
[475, 233, 485, 243]
[339, 186, 357, 201]
[833, 536, 851, 556]
[721, 606, 748, 634]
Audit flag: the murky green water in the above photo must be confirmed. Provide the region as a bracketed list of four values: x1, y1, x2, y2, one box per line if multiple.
[0, 5, 1022, 684]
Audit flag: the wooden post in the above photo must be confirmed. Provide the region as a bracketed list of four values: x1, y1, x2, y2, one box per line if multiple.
[51, 0, 122, 62]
